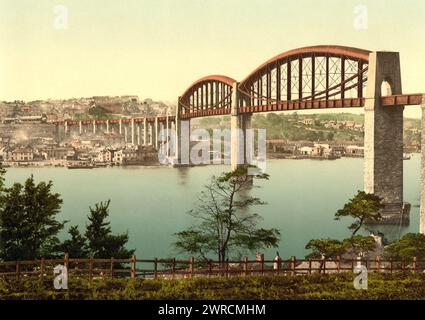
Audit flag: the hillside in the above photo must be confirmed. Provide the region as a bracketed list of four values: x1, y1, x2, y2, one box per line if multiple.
[198, 113, 421, 146]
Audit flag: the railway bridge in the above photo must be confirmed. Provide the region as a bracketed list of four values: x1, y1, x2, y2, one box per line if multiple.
[58, 45, 425, 228]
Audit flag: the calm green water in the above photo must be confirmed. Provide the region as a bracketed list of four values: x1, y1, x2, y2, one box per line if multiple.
[3, 154, 422, 260]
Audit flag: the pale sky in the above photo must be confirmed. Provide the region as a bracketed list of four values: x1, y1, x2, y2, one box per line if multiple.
[0, 0, 424, 117]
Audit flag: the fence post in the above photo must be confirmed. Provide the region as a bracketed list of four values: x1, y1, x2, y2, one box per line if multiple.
[336, 256, 341, 273]
[208, 260, 212, 277]
[226, 258, 229, 277]
[261, 254, 265, 276]
[290, 256, 296, 276]
[390, 259, 393, 273]
[110, 257, 115, 278]
[131, 255, 136, 279]
[308, 259, 312, 275]
[413, 257, 417, 274]
[172, 258, 176, 279]
[323, 257, 326, 274]
[40, 258, 45, 280]
[89, 256, 93, 279]
[243, 257, 248, 276]
[16, 260, 20, 280]
[154, 258, 158, 279]
[64, 253, 69, 270]
[375, 256, 381, 273]
[189, 257, 194, 279]
[277, 257, 282, 275]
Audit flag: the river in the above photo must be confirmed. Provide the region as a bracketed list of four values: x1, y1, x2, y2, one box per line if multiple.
[3, 154, 421, 260]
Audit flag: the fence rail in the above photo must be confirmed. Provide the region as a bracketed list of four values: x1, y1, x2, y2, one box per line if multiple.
[0, 254, 423, 280]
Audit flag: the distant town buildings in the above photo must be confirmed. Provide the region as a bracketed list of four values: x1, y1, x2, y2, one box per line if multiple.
[267, 140, 365, 159]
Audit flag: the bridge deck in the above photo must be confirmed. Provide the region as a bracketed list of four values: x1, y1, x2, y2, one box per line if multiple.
[180, 93, 423, 119]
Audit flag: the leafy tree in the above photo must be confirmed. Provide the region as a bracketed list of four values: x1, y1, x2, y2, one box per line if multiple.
[174, 167, 280, 262]
[305, 239, 345, 260]
[384, 233, 425, 262]
[342, 235, 376, 258]
[0, 165, 5, 189]
[335, 191, 383, 236]
[58, 225, 89, 258]
[85, 200, 134, 259]
[0, 175, 65, 260]
[88, 105, 109, 120]
[305, 238, 346, 273]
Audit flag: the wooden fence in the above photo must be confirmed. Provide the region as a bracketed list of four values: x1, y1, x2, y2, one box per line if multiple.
[0, 255, 423, 280]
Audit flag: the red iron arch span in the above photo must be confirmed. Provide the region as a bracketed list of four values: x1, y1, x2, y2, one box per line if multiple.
[179, 75, 236, 119]
[179, 45, 422, 119]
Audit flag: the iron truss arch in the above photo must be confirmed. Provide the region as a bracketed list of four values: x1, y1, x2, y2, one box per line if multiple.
[238, 45, 371, 112]
[179, 75, 236, 119]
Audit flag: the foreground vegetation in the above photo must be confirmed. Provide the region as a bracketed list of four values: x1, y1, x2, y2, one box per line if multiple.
[1, 273, 425, 300]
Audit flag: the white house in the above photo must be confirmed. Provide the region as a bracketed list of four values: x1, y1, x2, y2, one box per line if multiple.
[298, 146, 313, 156]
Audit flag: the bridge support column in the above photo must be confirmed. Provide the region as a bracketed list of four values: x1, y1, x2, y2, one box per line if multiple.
[166, 116, 170, 157]
[155, 117, 159, 150]
[149, 122, 153, 145]
[79, 121, 82, 135]
[159, 121, 164, 151]
[64, 121, 68, 137]
[171, 119, 176, 159]
[231, 82, 251, 171]
[92, 121, 96, 135]
[106, 120, 109, 134]
[131, 119, 135, 145]
[420, 95, 425, 234]
[364, 51, 407, 224]
[143, 118, 147, 146]
[124, 125, 128, 143]
[175, 97, 190, 164]
[119, 119, 122, 135]
[137, 123, 141, 146]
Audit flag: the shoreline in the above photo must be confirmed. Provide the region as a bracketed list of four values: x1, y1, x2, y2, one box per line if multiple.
[1, 152, 419, 169]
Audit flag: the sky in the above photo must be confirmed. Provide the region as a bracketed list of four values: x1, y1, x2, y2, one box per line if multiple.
[0, 0, 424, 117]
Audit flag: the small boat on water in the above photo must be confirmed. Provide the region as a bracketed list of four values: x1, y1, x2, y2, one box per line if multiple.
[95, 163, 108, 168]
[67, 162, 94, 169]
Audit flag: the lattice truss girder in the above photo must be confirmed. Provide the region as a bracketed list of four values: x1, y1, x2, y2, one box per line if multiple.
[180, 81, 233, 114]
[241, 54, 368, 105]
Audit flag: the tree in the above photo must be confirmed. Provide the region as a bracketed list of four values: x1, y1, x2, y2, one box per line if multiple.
[305, 238, 346, 273]
[88, 105, 108, 120]
[174, 167, 280, 262]
[342, 235, 376, 259]
[0, 175, 65, 260]
[326, 132, 335, 141]
[0, 165, 5, 189]
[85, 200, 134, 259]
[305, 239, 345, 260]
[335, 191, 383, 237]
[58, 225, 89, 258]
[384, 233, 425, 262]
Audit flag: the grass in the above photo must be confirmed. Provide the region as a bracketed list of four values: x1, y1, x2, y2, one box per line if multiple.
[1, 273, 425, 300]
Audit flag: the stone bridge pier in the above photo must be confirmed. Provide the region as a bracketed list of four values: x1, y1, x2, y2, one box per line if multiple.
[175, 97, 190, 165]
[420, 95, 425, 234]
[364, 51, 408, 224]
[230, 82, 252, 171]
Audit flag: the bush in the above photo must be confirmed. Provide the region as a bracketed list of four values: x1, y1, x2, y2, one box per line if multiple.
[1, 273, 425, 300]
